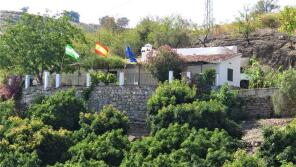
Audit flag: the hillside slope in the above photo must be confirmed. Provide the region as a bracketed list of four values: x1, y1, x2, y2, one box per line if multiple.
[198, 29, 296, 68]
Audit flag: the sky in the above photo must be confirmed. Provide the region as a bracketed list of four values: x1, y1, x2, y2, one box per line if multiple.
[0, 0, 295, 27]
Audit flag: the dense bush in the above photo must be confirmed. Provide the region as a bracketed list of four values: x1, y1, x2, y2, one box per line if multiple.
[0, 117, 72, 166]
[121, 124, 241, 167]
[90, 71, 117, 85]
[28, 89, 86, 130]
[53, 160, 108, 167]
[223, 150, 265, 167]
[260, 119, 296, 166]
[66, 129, 130, 167]
[81, 55, 125, 70]
[144, 45, 184, 82]
[0, 100, 16, 124]
[147, 80, 196, 115]
[75, 105, 129, 140]
[192, 69, 216, 100]
[245, 58, 281, 88]
[272, 69, 296, 116]
[258, 13, 280, 28]
[149, 100, 242, 138]
[211, 84, 246, 122]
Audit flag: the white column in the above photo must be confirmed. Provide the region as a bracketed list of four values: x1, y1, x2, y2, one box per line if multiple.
[169, 71, 174, 83]
[186, 72, 191, 80]
[25, 75, 30, 89]
[86, 73, 91, 87]
[119, 72, 124, 86]
[55, 74, 61, 88]
[216, 73, 220, 86]
[44, 71, 49, 90]
[8, 78, 12, 86]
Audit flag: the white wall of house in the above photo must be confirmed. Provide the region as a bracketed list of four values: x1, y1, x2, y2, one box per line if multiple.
[215, 55, 241, 87]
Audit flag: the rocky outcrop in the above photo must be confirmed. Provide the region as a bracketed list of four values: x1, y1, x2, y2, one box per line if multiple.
[196, 29, 296, 68]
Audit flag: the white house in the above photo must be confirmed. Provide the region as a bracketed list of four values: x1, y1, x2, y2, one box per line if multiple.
[174, 46, 242, 87]
[140, 45, 243, 87]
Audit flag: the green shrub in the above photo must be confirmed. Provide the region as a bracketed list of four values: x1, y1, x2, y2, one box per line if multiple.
[223, 150, 265, 167]
[81, 55, 125, 70]
[192, 69, 216, 100]
[90, 71, 117, 85]
[273, 69, 296, 116]
[245, 58, 281, 88]
[258, 13, 280, 28]
[0, 117, 72, 166]
[149, 100, 242, 138]
[68, 129, 130, 167]
[28, 89, 86, 130]
[121, 124, 241, 167]
[259, 119, 296, 166]
[75, 105, 129, 140]
[211, 84, 246, 122]
[0, 144, 41, 167]
[0, 100, 16, 124]
[52, 160, 108, 167]
[147, 80, 196, 115]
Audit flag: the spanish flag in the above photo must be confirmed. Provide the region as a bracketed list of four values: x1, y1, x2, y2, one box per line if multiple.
[95, 42, 109, 57]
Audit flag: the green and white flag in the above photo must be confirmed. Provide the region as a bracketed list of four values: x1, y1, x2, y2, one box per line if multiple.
[65, 44, 80, 60]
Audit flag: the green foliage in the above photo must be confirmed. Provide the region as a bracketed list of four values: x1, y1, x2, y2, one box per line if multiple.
[236, 7, 257, 44]
[81, 55, 125, 70]
[192, 69, 216, 100]
[90, 71, 117, 85]
[245, 58, 281, 88]
[0, 117, 72, 166]
[28, 89, 86, 130]
[75, 105, 129, 140]
[211, 84, 246, 122]
[279, 6, 296, 37]
[258, 13, 280, 28]
[144, 45, 184, 82]
[260, 119, 296, 166]
[53, 160, 108, 167]
[63, 10, 80, 23]
[0, 100, 16, 124]
[147, 80, 196, 115]
[272, 69, 296, 116]
[67, 129, 130, 167]
[0, 13, 83, 81]
[149, 100, 242, 138]
[223, 150, 265, 167]
[121, 124, 241, 167]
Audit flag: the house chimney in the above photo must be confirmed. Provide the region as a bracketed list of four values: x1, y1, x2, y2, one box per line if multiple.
[141, 44, 152, 62]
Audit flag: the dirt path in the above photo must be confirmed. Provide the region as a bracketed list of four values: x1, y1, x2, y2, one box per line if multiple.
[241, 118, 293, 153]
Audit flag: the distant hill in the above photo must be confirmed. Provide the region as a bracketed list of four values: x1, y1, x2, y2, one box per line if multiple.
[0, 10, 100, 32]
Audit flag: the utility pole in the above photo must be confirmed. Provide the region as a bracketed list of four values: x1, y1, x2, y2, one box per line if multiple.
[204, 0, 214, 30]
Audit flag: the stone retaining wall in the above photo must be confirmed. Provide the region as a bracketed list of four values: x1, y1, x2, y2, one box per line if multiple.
[88, 85, 156, 124]
[22, 85, 156, 125]
[238, 88, 278, 119]
[21, 86, 278, 123]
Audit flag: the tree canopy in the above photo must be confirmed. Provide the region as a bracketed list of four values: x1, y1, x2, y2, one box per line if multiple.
[0, 13, 83, 82]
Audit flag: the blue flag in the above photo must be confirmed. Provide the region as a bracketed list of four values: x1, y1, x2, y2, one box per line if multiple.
[125, 46, 137, 63]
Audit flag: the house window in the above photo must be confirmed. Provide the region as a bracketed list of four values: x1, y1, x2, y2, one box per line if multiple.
[227, 68, 233, 81]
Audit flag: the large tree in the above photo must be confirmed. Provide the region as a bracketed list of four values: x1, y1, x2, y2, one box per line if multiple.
[253, 0, 279, 14]
[0, 13, 83, 82]
[63, 10, 80, 23]
[144, 45, 184, 82]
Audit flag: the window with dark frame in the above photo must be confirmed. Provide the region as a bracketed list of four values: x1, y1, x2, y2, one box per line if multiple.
[227, 68, 233, 81]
